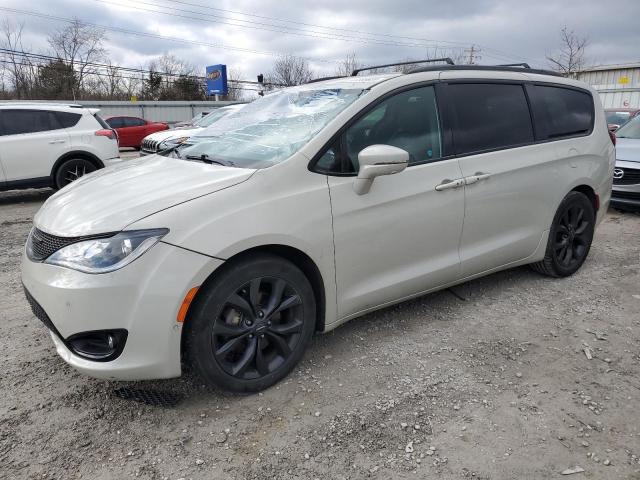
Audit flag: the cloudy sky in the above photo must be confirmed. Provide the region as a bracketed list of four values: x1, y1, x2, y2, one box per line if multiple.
[1, 0, 639, 82]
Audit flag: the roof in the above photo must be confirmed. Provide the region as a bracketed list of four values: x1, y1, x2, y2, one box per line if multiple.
[578, 63, 640, 73]
[297, 73, 401, 90]
[0, 102, 85, 110]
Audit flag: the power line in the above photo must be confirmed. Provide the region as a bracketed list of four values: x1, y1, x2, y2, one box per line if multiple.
[157, 0, 527, 62]
[0, 6, 338, 64]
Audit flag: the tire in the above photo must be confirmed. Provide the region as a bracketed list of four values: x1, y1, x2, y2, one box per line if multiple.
[531, 191, 595, 277]
[185, 253, 316, 393]
[54, 158, 97, 189]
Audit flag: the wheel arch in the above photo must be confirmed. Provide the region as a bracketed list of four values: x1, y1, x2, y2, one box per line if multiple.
[185, 244, 327, 334]
[51, 151, 105, 180]
[571, 184, 598, 213]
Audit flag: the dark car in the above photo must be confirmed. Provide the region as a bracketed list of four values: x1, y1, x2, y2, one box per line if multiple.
[605, 108, 640, 132]
[105, 116, 169, 149]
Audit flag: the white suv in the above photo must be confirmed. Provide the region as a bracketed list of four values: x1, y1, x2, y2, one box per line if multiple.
[22, 63, 614, 392]
[0, 103, 120, 191]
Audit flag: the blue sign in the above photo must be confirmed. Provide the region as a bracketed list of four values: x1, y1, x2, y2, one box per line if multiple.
[206, 64, 228, 96]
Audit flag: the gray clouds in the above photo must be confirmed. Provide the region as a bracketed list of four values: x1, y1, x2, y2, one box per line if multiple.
[2, 0, 638, 79]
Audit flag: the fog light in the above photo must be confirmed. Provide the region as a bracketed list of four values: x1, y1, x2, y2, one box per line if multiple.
[66, 329, 128, 361]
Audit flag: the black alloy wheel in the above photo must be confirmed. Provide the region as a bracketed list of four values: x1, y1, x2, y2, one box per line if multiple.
[55, 158, 96, 189]
[185, 254, 316, 392]
[531, 191, 595, 277]
[212, 276, 303, 379]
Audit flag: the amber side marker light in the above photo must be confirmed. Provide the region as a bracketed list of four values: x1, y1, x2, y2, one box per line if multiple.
[177, 286, 199, 323]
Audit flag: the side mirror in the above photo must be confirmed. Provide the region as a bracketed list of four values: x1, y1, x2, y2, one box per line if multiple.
[353, 144, 409, 195]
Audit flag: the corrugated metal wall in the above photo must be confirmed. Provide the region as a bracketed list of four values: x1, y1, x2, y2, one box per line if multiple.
[576, 66, 640, 109]
[18, 100, 245, 124]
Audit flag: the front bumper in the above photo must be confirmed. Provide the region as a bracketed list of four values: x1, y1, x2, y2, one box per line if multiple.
[21, 241, 222, 380]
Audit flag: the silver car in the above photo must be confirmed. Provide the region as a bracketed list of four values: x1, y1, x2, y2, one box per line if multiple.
[612, 116, 640, 211]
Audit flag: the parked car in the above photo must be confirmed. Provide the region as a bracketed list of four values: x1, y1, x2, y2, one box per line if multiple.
[22, 65, 613, 393]
[611, 115, 640, 211]
[141, 104, 244, 155]
[105, 116, 169, 149]
[605, 108, 640, 132]
[174, 111, 211, 128]
[0, 103, 120, 191]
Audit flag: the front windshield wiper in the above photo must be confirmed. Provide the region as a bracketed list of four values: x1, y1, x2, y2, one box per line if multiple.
[185, 154, 235, 167]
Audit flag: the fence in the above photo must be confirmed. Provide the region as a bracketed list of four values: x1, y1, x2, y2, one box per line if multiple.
[1, 100, 245, 124]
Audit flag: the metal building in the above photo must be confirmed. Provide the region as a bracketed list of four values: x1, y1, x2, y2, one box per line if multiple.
[576, 63, 640, 109]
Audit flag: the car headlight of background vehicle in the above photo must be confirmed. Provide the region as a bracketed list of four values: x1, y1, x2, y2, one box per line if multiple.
[44, 229, 168, 274]
[159, 136, 190, 150]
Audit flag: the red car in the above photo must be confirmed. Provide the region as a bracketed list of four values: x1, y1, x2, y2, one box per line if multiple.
[105, 116, 169, 148]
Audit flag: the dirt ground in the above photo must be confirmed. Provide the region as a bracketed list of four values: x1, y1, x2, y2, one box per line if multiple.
[1, 187, 640, 480]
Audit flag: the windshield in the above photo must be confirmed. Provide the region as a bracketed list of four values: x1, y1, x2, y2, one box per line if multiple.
[616, 115, 640, 139]
[606, 111, 631, 126]
[175, 87, 365, 168]
[194, 108, 235, 127]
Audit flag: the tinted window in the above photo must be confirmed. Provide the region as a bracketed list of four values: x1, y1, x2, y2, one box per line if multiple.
[106, 117, 124, 128]
[0, 109, 60, 135]
[527, 85, 593, 140]
[123, 117, 146, 127]
[54, 111, 81, 128]
[448, 83, 533, 155]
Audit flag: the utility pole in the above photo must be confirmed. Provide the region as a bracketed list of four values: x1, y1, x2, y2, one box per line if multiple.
[464, 45, 482, 65]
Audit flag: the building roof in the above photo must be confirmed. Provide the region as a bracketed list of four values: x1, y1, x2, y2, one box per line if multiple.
[579, 63, 640, 73]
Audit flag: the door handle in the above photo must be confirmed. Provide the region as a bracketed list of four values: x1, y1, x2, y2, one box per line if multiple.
[464, 172, 491, 185]
[435, 178, 465, 191]
[48, 139, 65, 144]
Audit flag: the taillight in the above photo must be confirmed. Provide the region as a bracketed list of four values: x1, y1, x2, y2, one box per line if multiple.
[95, 129, 116, 140]
[608, 130, 616, 146]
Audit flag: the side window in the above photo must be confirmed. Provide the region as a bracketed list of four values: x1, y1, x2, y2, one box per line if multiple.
[527, 85, 594, 140]
[54, 111, 82, 128]
[0, 109, 57, 135]
[124, 117, 146, 127]
[448, 83, 534, 155]
[106, 117, 124, 128]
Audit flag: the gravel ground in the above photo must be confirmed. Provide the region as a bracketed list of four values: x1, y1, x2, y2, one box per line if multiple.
[1, 187, 640, 480]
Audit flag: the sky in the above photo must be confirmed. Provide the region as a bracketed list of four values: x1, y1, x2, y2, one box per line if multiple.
[1, 0, 639, 83]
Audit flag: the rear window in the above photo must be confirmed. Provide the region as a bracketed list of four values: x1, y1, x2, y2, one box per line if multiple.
[448, 83, 534, 155]
[605, 111, 631, 126]
[106, 117, 124, 128]
[0, 109, 66, 135]
[527, 85, 594, 140]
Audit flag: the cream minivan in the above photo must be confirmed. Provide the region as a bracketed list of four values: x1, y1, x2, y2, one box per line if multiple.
[22, 62, 614, 392]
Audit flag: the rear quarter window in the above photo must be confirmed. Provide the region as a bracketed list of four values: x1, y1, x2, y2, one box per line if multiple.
[54, 111, 82, 128]
[447, 83, 534, 155]
[527, 85, 594, 141]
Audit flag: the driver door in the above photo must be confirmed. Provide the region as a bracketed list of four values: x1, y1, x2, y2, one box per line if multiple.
[322, 85, 466, 319]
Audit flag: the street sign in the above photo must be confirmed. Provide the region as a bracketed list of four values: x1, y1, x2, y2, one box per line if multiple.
[206, 64, 228, 96]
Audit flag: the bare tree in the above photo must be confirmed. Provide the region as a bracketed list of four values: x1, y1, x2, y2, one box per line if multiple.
[1, 19, 37, 98]
[225, 68, 246, 101]
[47, 18, 107, 99]
[97, 60, 124, 99]
[335, 52, 360, 77]
[266, 55, 314, 87]
[546, 26, 589, 77]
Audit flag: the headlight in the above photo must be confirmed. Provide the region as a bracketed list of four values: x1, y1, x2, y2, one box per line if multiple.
[160, 137, 190, 149]
[44, 229, 168, 274]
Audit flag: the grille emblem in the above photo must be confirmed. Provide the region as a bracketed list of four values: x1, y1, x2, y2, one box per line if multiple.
[613, 168, 624, 179]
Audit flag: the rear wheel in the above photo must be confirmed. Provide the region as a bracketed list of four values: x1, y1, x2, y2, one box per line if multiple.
[54, 158, 96, 189]
[185, 254, 316, 393]
[531, 191, 595, 277]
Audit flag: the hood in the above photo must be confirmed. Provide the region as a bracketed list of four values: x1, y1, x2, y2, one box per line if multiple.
[144, 127, 203, 143]
[35, 155, 255, 236]
[615, 137, 640, 163]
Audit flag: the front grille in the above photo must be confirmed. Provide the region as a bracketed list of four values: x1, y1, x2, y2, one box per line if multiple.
[613, 167, 640, 185]
[23, 286, 63, 340]
[27, 228, 84, 261]
[612, 190, 640, 201]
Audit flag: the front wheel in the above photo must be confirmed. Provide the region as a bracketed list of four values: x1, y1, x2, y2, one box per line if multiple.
[531, 191, 595, 277]
[185, 254, 316, 393]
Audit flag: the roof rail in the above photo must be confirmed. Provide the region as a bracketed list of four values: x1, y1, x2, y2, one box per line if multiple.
[407, 64, 563, 77]
[305, 75, 346, 84]
[496, 63, 531, 68]
[352, 58, 454, 76]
